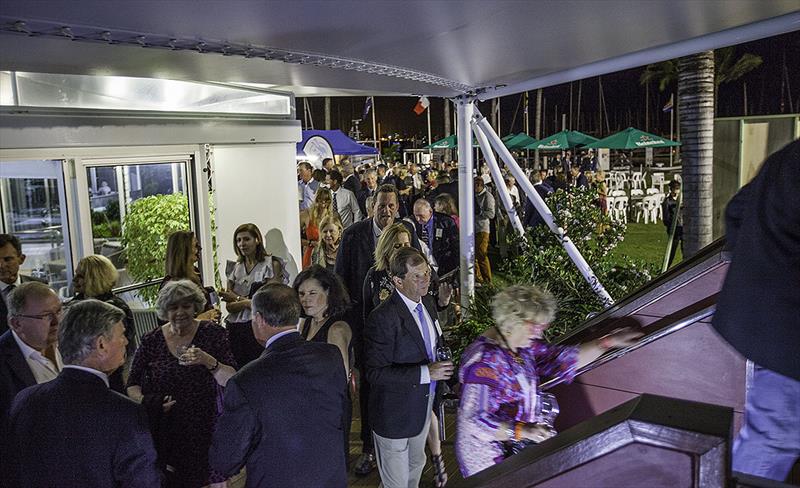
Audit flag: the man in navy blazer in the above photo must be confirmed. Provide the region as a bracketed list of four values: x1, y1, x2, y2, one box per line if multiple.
[210, 283, 347, 488]
[5, 299, 160, 488]
[412, 198, 460, 276]
[365, 247, 454, 488]
[334, 183, 421, 475]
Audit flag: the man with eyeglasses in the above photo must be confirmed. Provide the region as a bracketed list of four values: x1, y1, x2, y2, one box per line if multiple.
[0, 282, 63, 433]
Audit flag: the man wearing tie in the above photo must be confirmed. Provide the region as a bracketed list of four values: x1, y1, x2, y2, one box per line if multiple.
[365, 247, 454, 488]
[328, 169, 363, 228]
[358, 168, 379, 217]
[0, 282, 62, 429]
[411, 199, 459, 276]
[210, 283, 347, 487]
[6, 299, 160, 488]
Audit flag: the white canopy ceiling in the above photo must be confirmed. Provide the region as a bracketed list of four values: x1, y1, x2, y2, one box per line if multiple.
[0, 1, 798, 99]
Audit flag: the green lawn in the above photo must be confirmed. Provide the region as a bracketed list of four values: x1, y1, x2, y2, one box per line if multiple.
[611, 222, 683, 270]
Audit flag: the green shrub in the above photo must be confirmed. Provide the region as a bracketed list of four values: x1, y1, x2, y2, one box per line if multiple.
[451, 187, 656, 361]
[122, 193, 190, 303]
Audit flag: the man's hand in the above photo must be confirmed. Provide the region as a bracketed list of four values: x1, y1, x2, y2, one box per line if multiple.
[429, 360, 454, 381]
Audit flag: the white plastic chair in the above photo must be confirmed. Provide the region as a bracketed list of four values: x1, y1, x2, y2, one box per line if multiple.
[646, 188, 660, 195]
[630, 188, 645, 198]
[651, 172, 665, 192]
[630, 172, 644, 190]
[611, 189, 626, 197]
[635, 195, 660, 224]
[612, 196, 628, 223]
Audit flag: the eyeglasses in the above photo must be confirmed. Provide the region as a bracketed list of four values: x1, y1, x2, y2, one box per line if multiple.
[15, 310, 63, 322]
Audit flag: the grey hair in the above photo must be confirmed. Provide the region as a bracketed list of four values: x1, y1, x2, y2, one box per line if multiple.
[7, 281, 55, 321]
[491, 285, 557, 337]
[252, 283, 301, 327]
[58, 299, 125, 365]
[155, 279, 207, 321]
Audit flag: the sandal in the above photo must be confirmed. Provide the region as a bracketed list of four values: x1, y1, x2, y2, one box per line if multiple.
[432, 453, 448, 488]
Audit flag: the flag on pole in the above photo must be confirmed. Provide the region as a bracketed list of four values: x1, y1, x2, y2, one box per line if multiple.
[413, 96, 430, 115]
[662, 94, 674, 113]
[362, 96, 373, 119]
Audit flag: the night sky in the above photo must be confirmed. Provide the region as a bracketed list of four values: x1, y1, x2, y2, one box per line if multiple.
[297, 30, 800, 146]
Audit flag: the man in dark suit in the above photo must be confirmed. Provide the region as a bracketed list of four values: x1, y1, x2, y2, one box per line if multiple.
[523, 171, 555, 229]
[412, 198, 459, 276]
[6, 299, 159, 488]
[210, 284, 347, 488]
[711, 140, 800, 482]
[570, 163, 589, 188]
[0, 234, 28, 336]
[357, 168, 380, 217]
[0, 282, 62, 434]
[365, 247, 454, 488]
[334, 183, 421, 475]
[341, 158, 362, 196]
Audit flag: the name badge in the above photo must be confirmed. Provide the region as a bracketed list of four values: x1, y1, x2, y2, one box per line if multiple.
[434, 319, 443, 336]
[436, 228, 443, 238]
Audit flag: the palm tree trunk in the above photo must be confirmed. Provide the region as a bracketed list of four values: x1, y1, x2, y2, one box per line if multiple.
[324, 97, 331, 130]
[444, 99, 451, 162]
[535, 89, 542, 168]
[678, 50, 715, 257]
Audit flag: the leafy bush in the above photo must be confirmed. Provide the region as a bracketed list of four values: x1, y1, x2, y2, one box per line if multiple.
[450, 186, 656, 361]
[122, 193, 190, 303]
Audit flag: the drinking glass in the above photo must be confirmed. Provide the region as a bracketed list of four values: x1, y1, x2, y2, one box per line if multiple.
[177, 344, 195, 365]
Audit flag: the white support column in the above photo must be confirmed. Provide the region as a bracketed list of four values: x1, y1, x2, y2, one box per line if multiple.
[456, 97, 475, 310]
[472, 122, 525, 236]
[473, 109, 614, 308]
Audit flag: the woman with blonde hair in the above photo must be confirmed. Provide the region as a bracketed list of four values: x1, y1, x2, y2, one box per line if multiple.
[310, 216, 343, 271]
[69, 254, 134, 393]
[455, 285, 642, 478]
[300, 187, 335, 269]
[163, 230, 220, 322]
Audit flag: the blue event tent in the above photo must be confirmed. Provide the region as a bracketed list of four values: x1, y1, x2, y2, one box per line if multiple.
[298, 130, 378, 156]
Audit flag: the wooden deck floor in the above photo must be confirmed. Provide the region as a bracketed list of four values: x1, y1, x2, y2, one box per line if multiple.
[347, 402, 464, 488]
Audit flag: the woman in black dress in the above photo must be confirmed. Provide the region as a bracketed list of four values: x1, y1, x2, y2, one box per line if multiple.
[293, 265, 353, 468]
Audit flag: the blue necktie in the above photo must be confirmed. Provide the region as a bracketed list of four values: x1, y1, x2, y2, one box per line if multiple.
[415, 303, 436, 395]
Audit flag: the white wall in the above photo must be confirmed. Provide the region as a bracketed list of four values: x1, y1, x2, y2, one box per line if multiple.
[212, 144, 302, 286]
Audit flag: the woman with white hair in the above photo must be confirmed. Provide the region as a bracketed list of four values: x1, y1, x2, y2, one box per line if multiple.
[127, 279, 236, 488]
[455, 285, 641, 478]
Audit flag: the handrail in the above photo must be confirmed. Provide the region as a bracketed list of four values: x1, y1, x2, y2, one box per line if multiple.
[112, 277, 163, 294]
[540, 304, 717, 390]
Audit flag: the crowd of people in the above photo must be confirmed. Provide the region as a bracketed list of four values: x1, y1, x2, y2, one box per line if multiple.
[6, 141, 790, 488]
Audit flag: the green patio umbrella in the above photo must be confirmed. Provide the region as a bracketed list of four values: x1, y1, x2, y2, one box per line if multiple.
[584, 127, 681, 149]
[501, 133, 518, 143]
[424, 134, 479, 149]
[522, 130, 598, 150]
[504, 133, 539, 150]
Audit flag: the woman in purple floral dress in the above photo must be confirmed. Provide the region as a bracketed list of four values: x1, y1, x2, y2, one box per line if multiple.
[455, 285, 641, 478]
[127, 280, 237, 488]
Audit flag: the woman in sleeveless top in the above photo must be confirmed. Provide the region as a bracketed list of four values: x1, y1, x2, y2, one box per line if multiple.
[301, 188, 335, 269]
[163, 230, 221, 323]
[293, 265, 353, 469]
[219, 223, 288, 367]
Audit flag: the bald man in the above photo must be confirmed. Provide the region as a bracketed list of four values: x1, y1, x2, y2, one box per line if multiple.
[412, 199, 459, 276]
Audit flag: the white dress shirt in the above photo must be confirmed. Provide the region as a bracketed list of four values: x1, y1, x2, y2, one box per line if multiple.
[265, 328, 298, 349]
[332, 188, 363, 227]
[12, 330, 61, 384]
[396, 290, 437, 385]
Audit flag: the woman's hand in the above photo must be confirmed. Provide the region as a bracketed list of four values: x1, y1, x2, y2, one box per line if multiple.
[520, 423, 556, 443]
[162, 395, 176, 412]
[178, 346, 216, 370]
[219, 289, 238, 303]
[437, 282, 453, 307]
[196, 308, 221, 322]
[599, 327, 644, 349]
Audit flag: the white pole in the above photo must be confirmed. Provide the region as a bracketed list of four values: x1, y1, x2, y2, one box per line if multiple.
[456, 97, 476, 310]
[427, 104, 432, 156]
[473, 109, 615, 307]
[371, 96, 378, 149]
[472, 122, 525, 236]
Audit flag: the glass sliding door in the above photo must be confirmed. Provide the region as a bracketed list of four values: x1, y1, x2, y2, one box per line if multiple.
[0, 160, 72, 293]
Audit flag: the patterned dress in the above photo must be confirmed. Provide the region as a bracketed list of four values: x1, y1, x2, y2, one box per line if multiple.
[127, 321, 236, 487]
[455, 335, 578, 478]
